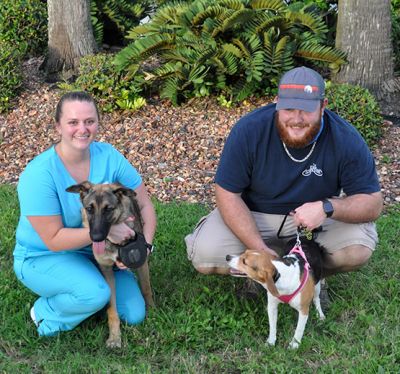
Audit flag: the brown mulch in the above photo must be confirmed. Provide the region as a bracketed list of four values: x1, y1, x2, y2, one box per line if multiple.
[1, 57, 399, 209]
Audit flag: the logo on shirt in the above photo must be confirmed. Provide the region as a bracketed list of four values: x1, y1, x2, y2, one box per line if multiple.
[302, 163, 323, 177]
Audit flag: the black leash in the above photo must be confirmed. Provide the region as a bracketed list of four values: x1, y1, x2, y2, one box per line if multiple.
[276, 213, 322, 241]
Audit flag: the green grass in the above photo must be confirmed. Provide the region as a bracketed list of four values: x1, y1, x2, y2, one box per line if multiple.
[0, 184, 399, 373]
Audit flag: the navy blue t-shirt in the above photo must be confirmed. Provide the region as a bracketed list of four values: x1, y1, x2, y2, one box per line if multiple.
[215, 103, 380, 214]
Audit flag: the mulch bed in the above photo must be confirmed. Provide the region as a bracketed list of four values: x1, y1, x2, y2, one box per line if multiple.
[0, 58, 399, 209]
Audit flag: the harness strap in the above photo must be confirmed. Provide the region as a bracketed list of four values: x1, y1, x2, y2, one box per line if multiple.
[278, 244, 310, 304]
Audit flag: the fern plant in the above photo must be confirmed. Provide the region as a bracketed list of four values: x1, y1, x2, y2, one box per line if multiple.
[90, 0, 154, 46]
[113, 0, 346, 104]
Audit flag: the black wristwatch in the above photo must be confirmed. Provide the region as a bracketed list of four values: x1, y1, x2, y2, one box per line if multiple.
[146, 242, 155, 253]
[322, 198, 334, 218]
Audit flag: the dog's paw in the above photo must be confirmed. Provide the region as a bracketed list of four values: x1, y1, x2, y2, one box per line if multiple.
[106, 336, 122, 349]
[288, 339, 300, 350]
[266, 338, 276, 346]
[319, 313, 326, 321]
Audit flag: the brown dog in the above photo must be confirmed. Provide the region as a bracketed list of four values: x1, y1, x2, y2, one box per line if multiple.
[66, 181, 154, 348]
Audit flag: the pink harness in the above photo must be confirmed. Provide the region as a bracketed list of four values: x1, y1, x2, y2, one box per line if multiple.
[278, 244, 310, 304]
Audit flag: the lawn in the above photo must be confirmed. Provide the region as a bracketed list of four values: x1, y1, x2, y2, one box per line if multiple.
[0, 184, 399, 373]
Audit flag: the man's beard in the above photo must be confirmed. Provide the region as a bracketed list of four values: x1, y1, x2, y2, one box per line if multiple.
[275, 112, 322, 149]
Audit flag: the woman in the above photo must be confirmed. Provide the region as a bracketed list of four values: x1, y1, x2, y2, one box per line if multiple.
[13, 91, 156, 336]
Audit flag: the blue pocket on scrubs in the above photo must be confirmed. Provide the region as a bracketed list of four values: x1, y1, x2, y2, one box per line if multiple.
[13, 257, 26, 281]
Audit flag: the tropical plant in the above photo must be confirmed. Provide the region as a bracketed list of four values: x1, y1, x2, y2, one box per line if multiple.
[59, 53, 146, 112]
[0, 41, 24, 113]
[90, 0, 155, 46]
[326, 82, 383, 147]
[114, 0, 346, 104]
[391, 0, 400, 74]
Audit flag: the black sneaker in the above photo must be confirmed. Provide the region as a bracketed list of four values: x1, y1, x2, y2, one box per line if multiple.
[320, 279, 331, 311]
[235, 279, 263, 300]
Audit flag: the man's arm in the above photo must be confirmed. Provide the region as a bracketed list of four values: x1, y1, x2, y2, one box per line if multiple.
[215, 184, 277, 256]
[292, 191, 383, 230]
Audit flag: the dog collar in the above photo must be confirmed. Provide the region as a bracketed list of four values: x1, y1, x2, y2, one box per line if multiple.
[278, 245, 310, 304]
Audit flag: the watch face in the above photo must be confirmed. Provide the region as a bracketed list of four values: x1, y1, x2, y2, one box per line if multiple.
[323, 199, 334, 217]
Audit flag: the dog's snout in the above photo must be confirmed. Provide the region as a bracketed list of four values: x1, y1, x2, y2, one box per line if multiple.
[226, 254, 233, 261]
[91, 232, 107, 242]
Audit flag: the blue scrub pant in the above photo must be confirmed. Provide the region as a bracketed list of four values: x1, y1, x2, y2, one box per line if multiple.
[13, 252, 146, 337]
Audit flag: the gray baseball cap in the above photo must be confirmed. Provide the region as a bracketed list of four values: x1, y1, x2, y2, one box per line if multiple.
[276, 67, 325, 112]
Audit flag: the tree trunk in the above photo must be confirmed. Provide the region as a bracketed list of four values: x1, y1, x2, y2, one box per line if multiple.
[43, 0, 97, 81]
[334, 0, 393, 94]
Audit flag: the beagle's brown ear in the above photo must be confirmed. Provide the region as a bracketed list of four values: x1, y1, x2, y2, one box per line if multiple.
[66, 181, 93, 195]
[265, 277, 280, 298]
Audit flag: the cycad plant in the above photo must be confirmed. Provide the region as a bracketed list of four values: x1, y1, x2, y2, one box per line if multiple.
[114, 0, 346, 104]
[90, 0, 154, 46]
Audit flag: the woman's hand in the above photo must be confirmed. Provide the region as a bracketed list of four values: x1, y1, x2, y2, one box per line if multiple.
[115, 259, 128, 270]
[107, 217, 135, 244]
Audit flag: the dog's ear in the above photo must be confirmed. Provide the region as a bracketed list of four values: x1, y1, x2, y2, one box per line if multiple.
[265, 276, 280, 298]
[66, 181, 93, 196]
[260, 258, 281, 298]
[110, 183, 136, 200]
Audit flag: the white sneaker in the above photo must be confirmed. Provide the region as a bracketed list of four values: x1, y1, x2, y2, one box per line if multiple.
[30, 306, 39, 327]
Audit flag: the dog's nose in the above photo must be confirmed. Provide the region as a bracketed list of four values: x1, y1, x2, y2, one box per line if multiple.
[226, 255, 233, 261]
[91, 232, 107, 242]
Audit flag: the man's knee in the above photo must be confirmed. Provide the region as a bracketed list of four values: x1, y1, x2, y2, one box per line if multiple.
[342, 244, 372, 267]
[324, 244, 373, 272]
[354, 245, 373, 266]
[194, 264, 230, 275]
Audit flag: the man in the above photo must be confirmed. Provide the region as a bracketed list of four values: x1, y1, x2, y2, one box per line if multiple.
[185, 67, 383, 291]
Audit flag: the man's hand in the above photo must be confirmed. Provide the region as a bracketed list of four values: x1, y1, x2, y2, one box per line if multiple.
[262, 246, 279, 258]
[290, 201, 325, 231]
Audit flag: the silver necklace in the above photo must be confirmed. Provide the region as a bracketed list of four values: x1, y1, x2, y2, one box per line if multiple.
[282, 141, 317, 163]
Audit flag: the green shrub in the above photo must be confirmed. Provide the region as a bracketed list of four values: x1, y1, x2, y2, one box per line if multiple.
[59, 53, 146, 112]
[326, 82, 383, 147]
[114, 0, 346, 105]
[0, 0, 47, 57]
[0, 41, 24, 113]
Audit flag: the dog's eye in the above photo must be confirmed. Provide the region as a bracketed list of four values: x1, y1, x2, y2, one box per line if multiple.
[104, 205, 114, 212]
[242, 259, 247, 265]
[85, 206, 94, 214]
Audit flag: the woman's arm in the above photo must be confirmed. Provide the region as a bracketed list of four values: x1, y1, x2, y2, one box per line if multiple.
[27, 215, 92, 251]
[134, 183, 157, 244]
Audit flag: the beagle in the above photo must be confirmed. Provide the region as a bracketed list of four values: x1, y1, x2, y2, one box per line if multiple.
[226, 238, 325, 349]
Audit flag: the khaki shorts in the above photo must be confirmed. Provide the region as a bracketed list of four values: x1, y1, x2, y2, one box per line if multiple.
[185, 208, 378, 269]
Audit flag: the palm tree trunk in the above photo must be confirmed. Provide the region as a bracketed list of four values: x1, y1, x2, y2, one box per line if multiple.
[43, 0, 98, 81]
[334, 0, 393, 93]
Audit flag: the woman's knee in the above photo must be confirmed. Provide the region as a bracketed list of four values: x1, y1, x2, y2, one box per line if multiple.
[77, 281, 111, 312]
[121, 303, 146, 325]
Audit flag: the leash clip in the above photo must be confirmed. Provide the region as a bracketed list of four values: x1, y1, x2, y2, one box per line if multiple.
[297, 226, 313, 241]
[295, 229, 302, 247]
